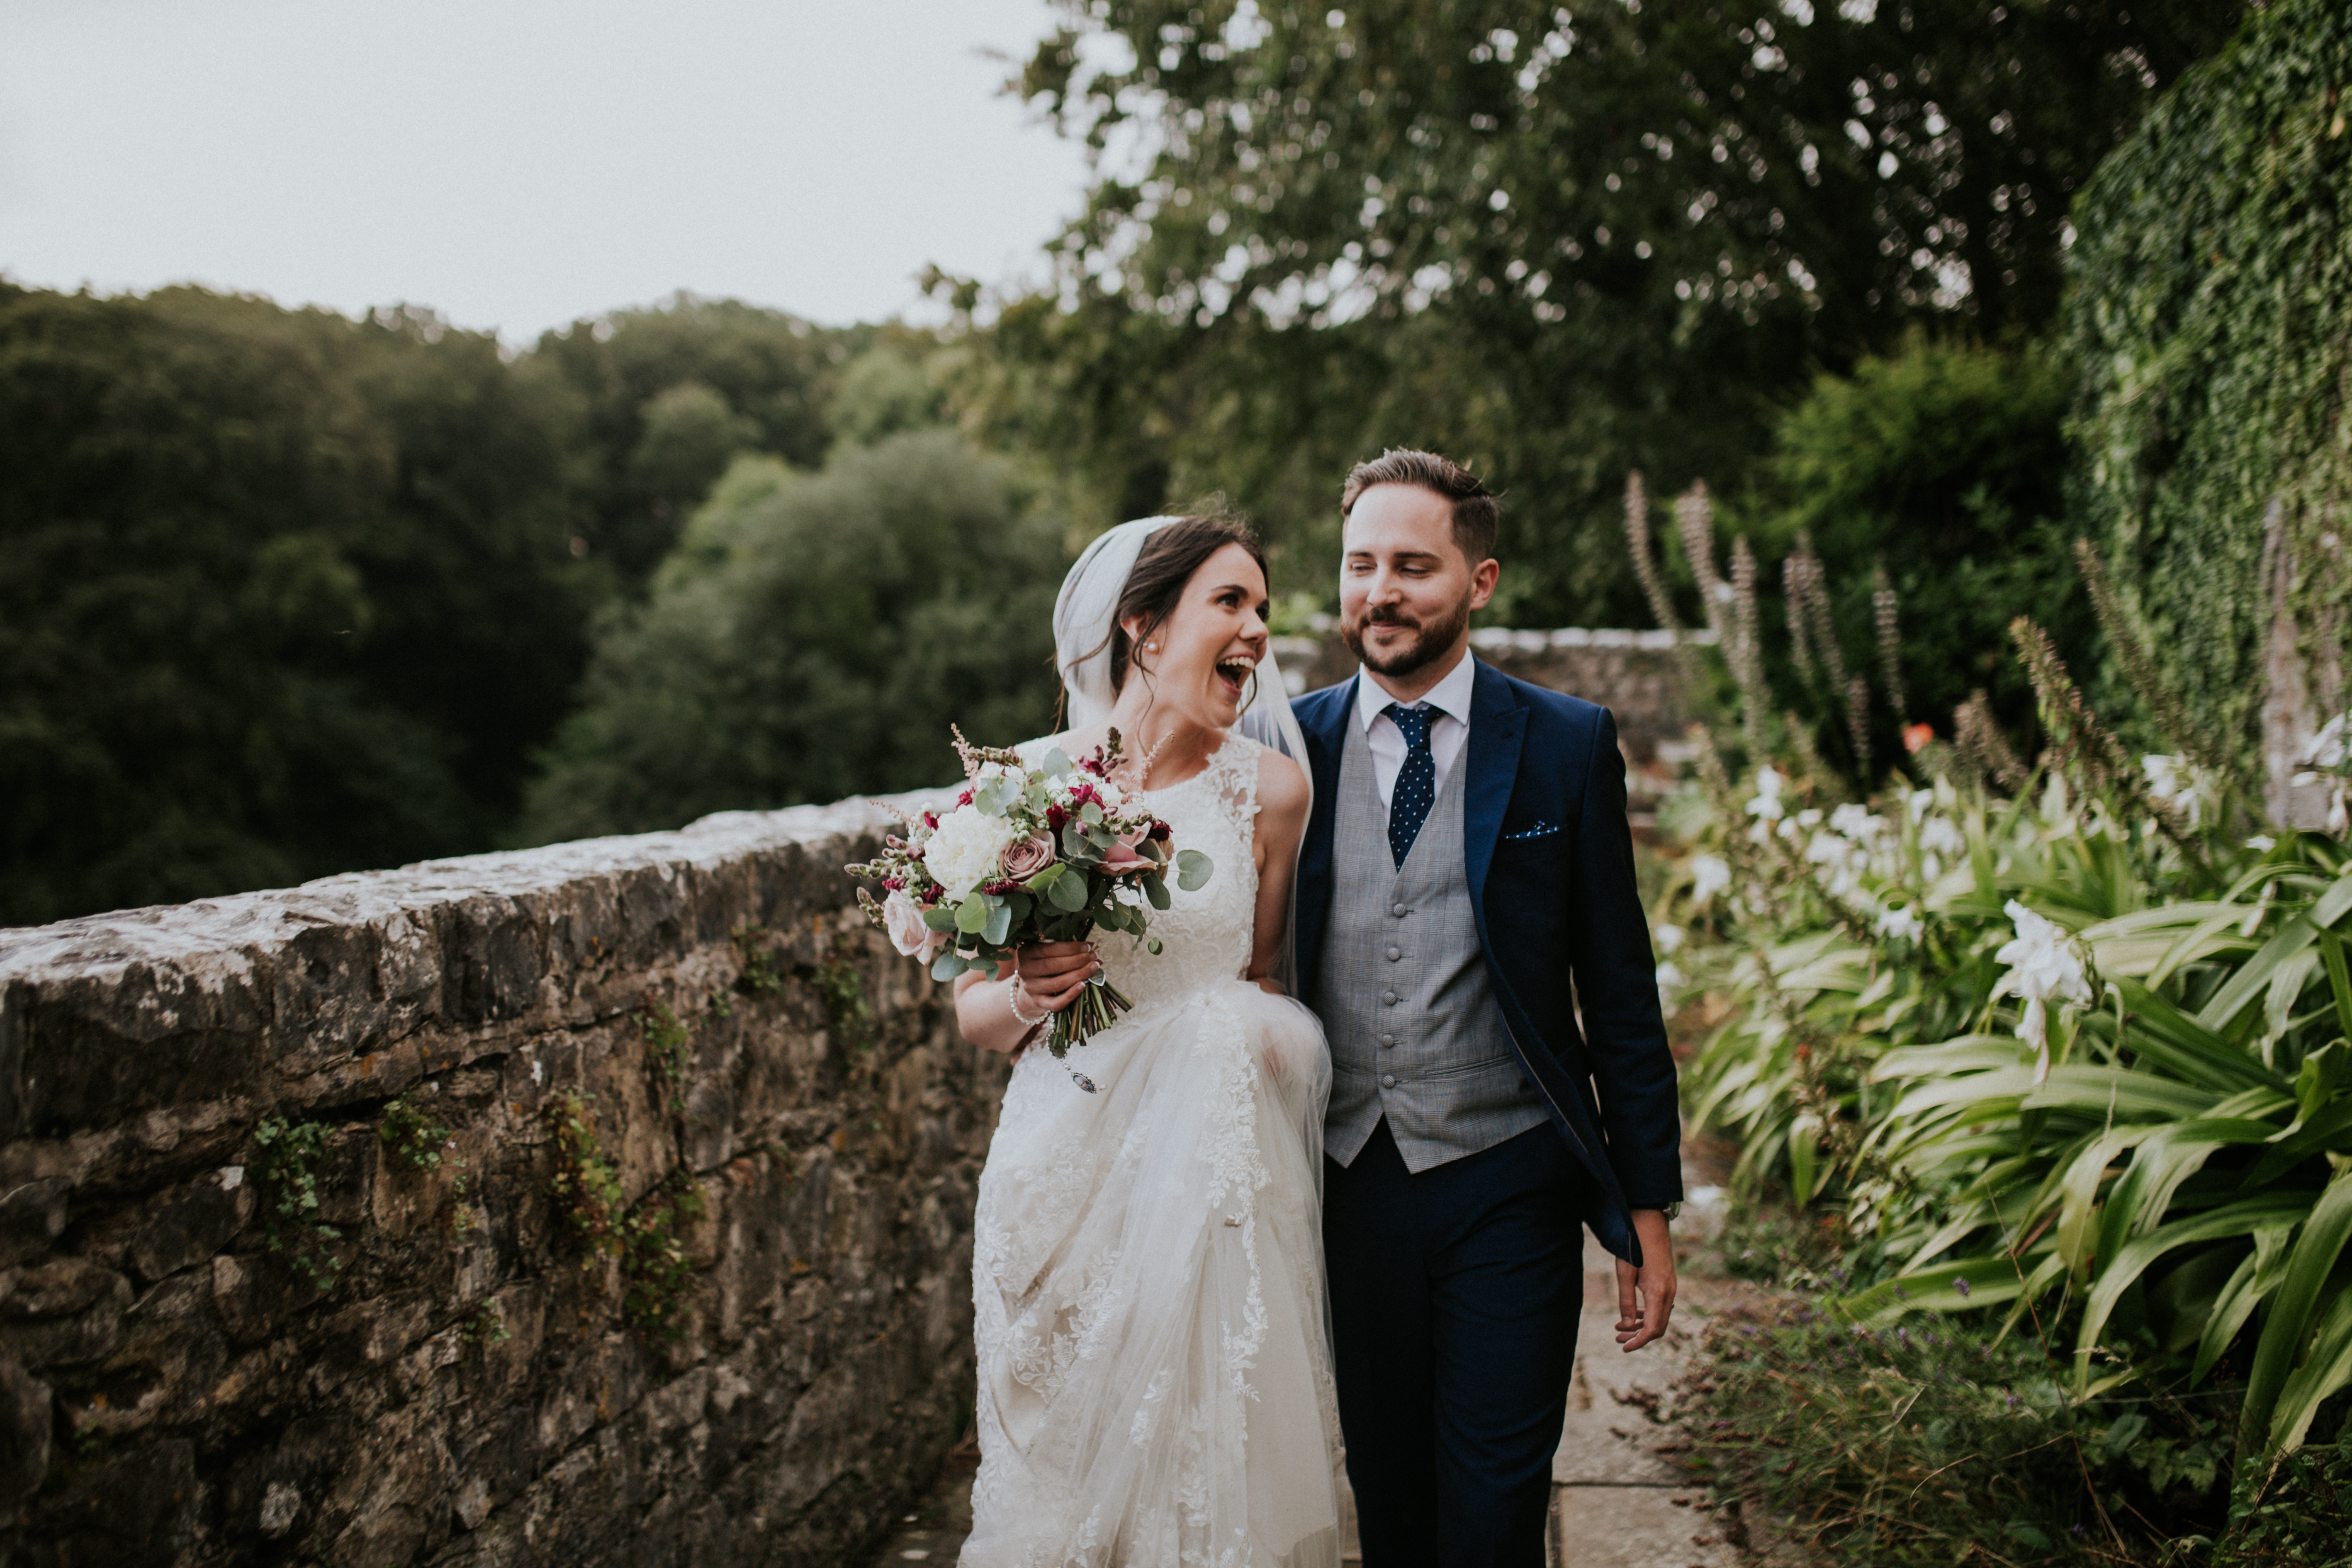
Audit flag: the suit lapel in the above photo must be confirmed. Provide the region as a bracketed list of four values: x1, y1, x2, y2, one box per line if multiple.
[1463, 659, 1526, 910]
[1292, 677, 1357, 996]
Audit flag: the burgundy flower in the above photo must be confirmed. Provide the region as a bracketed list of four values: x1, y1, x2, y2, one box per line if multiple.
[1046, 804, 1068, 831]
[1148, 819, 1172, 843]
[956, 787, 975, 807]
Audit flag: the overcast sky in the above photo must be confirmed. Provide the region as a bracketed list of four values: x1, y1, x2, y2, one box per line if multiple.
[0, 0, 1091, 340]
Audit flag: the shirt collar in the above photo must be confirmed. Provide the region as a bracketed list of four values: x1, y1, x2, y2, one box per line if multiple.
[1355, 648, 1478, 732]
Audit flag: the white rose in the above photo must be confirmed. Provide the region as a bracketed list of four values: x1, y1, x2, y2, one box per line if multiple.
[924, 803, 1019, 904]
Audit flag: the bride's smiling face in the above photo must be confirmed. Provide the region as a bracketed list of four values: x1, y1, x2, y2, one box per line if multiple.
[1120, 542, 1272, 732]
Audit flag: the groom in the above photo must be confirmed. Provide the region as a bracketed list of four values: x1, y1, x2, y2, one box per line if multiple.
[1292, 450, 1683, 1566]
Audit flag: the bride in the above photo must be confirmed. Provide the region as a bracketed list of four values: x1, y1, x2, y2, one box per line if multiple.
[952, 515, 1344, 1567]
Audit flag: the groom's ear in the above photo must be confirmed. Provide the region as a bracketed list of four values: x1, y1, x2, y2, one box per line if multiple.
[1469, 556, 1500, 611]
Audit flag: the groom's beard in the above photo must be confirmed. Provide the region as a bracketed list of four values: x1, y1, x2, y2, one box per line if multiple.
[1342, 589, 1472, 679]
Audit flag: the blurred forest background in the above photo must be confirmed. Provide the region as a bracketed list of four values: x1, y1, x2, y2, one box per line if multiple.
[0, 0, 2296, 925]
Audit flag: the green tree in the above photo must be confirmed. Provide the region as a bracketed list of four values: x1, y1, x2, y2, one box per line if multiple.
[520, 429, 1070, 842]
[2068, 0, 2352, 775]
[1741, 332, 2086, 759]
[959, 0, 2240, 622]
[527, 294, 914, 585]
[0, 285, 589, 924]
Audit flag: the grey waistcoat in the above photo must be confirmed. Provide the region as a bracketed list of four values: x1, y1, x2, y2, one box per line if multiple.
[1319, 708, 1549, 1171]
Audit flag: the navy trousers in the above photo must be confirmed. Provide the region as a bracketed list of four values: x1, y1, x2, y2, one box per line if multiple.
[1323, 1118, 1585, 1568]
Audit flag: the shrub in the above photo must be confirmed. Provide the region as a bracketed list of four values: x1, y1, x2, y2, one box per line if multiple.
[521, 430, 1069, 841]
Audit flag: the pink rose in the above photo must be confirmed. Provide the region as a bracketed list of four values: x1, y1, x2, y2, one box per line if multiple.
[883, 890, 944, 961]
[1001, 833, 1057, 882]
[1097, 828, 1153, 871]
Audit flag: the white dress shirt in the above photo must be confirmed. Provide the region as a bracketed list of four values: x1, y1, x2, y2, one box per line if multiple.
[1353, 650, 1477, 824]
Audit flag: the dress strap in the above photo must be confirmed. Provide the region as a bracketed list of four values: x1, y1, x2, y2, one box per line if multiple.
[1208, 734, 1261, 829]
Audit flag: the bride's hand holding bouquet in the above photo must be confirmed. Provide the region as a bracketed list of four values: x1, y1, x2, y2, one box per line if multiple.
[848, 727, 1211, 1058]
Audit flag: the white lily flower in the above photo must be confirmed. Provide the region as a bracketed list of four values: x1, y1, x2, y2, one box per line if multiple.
[1689, 854, 1732, 902]
[1874, 904, 1923, 942]
[1991, 899, 2093, 1084]
[1829, 803, 1879, 841]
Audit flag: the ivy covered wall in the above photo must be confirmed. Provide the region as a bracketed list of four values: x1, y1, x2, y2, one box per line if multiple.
[2068, 0, 2352, 775]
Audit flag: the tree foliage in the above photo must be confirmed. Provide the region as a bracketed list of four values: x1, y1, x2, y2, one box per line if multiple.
[1738, 331, 2089, 758]
[0, 285, 591, 923]
[2069, 0, 2352, 773]
[519, 429, 1070, 843]
[525, 294, 895, 586]
[962, 0, 2240, 622]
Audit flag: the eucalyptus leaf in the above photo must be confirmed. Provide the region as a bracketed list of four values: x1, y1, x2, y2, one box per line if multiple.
[929, 950, 968, 982]
[956, 895, 989, 934]
[1176, 849, 1213, 892]
[983, 898, 1013, 947]
[922, 904, 959, 934]
[1048, 868, 1090, 912]
[1042, 747, 1073, 778]
[1143, 872, 1171, 911]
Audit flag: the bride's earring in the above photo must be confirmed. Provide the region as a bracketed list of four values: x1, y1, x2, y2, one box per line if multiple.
[1144, 641, 1158, 652]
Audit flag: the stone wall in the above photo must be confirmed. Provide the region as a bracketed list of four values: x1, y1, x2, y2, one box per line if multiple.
[0, 796, 998, 1567]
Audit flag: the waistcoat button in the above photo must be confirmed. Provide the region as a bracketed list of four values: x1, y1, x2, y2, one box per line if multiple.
[1391, 902, 1408, 917]
[1381, 990, 1397, 1006]
[1380, 1033, 1395, 1047]
[1380, 1074, 1397, 1089]
[1386, 946, 1402, 961]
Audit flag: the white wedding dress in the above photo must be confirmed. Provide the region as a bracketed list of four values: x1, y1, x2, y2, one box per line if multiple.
[962, 732, 1345, 1568]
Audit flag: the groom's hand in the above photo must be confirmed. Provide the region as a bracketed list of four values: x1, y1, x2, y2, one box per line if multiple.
[1014, 941, 1100, 1012]
[1613, 1208, 1678, 1353]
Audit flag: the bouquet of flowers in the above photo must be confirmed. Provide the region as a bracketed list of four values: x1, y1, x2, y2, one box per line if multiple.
[847, 729, 1212, 1057]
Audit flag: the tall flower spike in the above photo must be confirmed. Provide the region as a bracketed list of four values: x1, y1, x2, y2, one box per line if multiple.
[1625, 469, 1709, 700]
[1797, 534, 1850, 700]
[1730, 537, 1771, 749]
[1872, 563, 1908, 722]
[1954, 690, 2029, 793]
[1784, 554, 1819, 688]
[1676, 482, 1727, 642]
[1623, 471, 1682, 635]
[1846, 675, 1874, 781]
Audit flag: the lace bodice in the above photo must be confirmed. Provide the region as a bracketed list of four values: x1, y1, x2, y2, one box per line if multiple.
[1024, 732, 1262, 1005]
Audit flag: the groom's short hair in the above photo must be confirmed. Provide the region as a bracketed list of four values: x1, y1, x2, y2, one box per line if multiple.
[1340, 449, 1499, 564]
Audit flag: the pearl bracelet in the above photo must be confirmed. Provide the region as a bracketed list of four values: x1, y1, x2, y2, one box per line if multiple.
[1007, 977, 1048, 1028]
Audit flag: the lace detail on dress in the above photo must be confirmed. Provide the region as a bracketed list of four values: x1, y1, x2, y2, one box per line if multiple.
[966, 731, 1341, 1568]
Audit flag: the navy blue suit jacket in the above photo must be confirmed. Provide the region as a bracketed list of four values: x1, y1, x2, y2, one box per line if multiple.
[1292, 658, 1682, 1264]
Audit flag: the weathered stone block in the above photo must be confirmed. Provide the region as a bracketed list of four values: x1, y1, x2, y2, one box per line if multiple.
[124, 1166, 254, 1284]
[0, 1176, 71, 1267]
[0, 1357, 51, 1508]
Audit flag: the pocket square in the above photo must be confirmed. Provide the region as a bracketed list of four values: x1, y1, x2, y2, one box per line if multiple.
[1504, 821, 1560, 840]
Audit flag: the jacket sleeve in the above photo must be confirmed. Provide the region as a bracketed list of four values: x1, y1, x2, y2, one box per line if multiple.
[1566, 708, 1683, 1208]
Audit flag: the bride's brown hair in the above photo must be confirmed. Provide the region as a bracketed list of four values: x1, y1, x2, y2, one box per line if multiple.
[1103, 516, 1269, 695]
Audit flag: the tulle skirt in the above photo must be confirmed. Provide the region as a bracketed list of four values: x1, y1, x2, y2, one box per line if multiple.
[963, 977, 1343, 1568]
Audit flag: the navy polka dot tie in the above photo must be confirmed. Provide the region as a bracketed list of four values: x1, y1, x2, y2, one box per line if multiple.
[1385, 703, 1435, 868]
